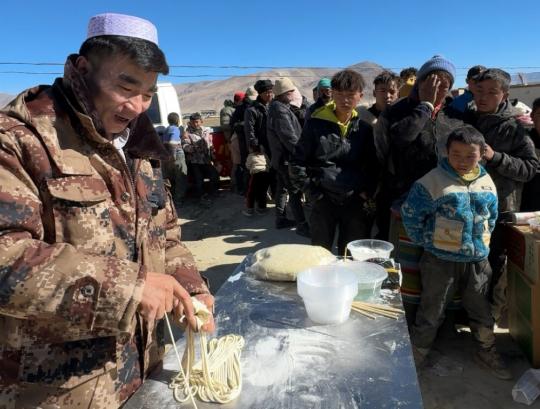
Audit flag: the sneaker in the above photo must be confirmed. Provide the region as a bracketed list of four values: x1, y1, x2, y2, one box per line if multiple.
[242, 208, 255, 217]
[275, 217, 296, 229]
[255, 207, 269, 215]
[475, 348, 512, 380]
[296, 222, 311, 238]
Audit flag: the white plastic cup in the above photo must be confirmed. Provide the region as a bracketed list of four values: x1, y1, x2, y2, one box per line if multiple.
[297, 265, 358, 324]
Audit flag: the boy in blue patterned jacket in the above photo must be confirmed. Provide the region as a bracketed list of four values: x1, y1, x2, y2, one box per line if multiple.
[401, 125, 512, 380]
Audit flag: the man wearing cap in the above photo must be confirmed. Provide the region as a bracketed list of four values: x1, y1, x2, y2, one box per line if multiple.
[305, 77, 332, 123]
[0, 13, 214, 407]
[374, 55, 464, 238]
[245, 79, 274, 156]
[267, 78, 310, 234]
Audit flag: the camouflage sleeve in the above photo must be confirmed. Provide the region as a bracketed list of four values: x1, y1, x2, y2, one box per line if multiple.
[0, 129, 145, 333]
[163, 194, 210, 295]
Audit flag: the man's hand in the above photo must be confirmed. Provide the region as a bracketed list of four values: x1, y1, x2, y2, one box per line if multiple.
[418, 74, 441, 106]
[138, 272, 196, 329]
[483, 144, 495, 161]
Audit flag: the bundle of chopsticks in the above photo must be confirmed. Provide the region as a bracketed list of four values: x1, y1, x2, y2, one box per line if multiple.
[351, 301, 404, 320]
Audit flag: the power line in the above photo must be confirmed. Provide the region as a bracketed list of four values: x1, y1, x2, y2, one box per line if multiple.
[0, 71, 62, 75]
[0, 61, 540, 70]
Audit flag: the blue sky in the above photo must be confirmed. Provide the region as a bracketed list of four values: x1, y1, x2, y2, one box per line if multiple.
[1, 0, 539, 94]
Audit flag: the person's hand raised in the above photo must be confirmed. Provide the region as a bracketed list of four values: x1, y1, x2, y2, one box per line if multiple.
[418, 74, 441, 106]
[483, 144, 495, 161]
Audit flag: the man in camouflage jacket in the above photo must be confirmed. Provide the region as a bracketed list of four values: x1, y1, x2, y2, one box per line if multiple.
[0, 13, 213, 408]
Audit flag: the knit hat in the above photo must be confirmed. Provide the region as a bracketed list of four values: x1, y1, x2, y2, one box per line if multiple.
[318, 77, 331, 89]
[245, 86, 258, 101]
[417, 55, 456, 85]
[273, 78, 296, 97]
[254, 79, 273, 94]
[233, 91, 245, 102]
[87, 13, 158, 45]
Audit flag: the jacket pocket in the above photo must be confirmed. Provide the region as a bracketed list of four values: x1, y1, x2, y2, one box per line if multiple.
[46, 176, 116, 256]
[433, 217, 463, 252]
[19, 337, 116, 389]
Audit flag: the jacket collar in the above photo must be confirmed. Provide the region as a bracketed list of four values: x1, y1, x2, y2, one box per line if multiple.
[440, 157, 486, 181]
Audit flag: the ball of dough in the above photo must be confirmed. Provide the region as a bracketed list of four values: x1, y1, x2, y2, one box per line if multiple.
[249, 244, 336, 281]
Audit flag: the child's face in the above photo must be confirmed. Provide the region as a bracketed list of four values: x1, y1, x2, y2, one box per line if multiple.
[333, 89, 363, 114]
[474, 79, 508, 114]
[373, 81, 399, 109]
[448, 141, 482, 176]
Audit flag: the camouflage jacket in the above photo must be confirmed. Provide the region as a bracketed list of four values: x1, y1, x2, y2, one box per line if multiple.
[0, 80, 209, 407]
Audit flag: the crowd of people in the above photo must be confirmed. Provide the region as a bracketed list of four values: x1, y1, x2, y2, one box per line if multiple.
[2, 10, 539, 407]
[164, 55, 540, 381]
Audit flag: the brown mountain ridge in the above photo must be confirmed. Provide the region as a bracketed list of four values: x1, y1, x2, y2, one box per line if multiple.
[174, 61, 385, 114]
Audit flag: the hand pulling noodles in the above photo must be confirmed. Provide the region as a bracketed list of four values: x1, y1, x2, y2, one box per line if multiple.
[169, 298, 245, 405]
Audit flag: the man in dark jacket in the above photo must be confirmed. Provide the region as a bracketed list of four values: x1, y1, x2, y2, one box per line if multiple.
[305, 77, 332, 123]
[290, 70, 379, 255]
[245, 79, 274, 197]
[374, 55, 464, 240]
[229, 89, 254, 194]
[521, 97, 540, 211]
[245, 79, 274, 155]
[461, 69, 538, 320]
[267, 78, 309, 234]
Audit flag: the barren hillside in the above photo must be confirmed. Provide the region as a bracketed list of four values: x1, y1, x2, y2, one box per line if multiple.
[174, 61, 385, 114]
[0, 94, 14, 108]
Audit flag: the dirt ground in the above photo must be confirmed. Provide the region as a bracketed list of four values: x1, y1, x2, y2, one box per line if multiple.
[177, 189, 540, 409]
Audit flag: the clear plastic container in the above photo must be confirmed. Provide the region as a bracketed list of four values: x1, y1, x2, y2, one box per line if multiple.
[297, 265, 358, 324]
[333, 260, 388, 301]
[347, 239, 394, 261]
[512, 368, 540, 405]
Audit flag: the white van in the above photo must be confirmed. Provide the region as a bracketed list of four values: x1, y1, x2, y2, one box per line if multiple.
[146, 82, 182, 136]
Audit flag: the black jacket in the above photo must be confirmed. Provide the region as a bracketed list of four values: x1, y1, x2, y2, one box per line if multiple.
[230, 99, 252, 164]
[463, 101, 538, 212]
[291, 113, 379, 205]
[521, 128, 540, 211]
[305, 97, 327, 124]
[267, 100, 302, 170]
[375, 96, 464, 201]
[244, 98, 271, 157]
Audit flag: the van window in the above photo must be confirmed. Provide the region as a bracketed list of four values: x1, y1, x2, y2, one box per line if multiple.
[146, 94, 161, 125]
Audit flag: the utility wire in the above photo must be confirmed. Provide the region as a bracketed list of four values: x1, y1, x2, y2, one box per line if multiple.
[0, 61, 540, 70]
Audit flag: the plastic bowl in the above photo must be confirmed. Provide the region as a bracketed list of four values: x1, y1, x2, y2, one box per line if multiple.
[347, 239, 394, 261]
[297, 265, 358, 324]
[332, 260, 388, 301]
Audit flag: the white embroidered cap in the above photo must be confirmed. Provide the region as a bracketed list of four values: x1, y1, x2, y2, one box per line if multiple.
[87, 13, 158, 45]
